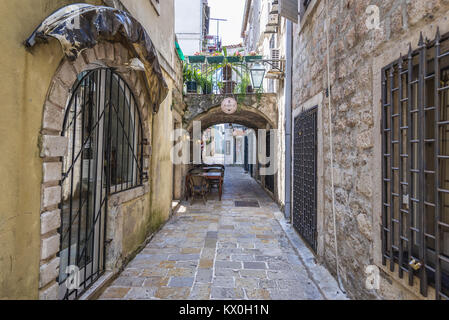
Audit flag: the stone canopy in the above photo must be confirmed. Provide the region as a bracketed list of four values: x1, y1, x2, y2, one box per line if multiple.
[25, 3, 168, 109]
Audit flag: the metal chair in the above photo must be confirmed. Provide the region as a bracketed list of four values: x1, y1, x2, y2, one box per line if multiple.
[189, 175, 209, 205]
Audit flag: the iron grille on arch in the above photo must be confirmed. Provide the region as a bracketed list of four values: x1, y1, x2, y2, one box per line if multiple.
[58, 68, 144, 300]
[381, 29, 449, 300]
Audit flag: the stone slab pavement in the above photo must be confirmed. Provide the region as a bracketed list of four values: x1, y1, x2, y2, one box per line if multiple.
[99, 167, 348, 300]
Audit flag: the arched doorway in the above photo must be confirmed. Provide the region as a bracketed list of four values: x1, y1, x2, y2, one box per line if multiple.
[58, 68, 144, 300]
[185, 106, 278, 201]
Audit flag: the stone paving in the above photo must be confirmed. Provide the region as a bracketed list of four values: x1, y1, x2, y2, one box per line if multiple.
[99, 167, 345, 300]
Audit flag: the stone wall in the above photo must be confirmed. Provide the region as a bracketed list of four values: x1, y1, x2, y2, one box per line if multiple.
[183, 93, 278, 129]
[292, 0, 449, 299]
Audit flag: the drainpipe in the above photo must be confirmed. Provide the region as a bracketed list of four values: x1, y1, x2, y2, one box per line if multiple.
[284, 20, 293, 221]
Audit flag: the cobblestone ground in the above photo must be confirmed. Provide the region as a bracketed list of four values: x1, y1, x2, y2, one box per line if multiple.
[99, 167, 329, 300]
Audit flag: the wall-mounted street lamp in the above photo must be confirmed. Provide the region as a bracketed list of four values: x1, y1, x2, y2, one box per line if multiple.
[250, 63, 266, 90]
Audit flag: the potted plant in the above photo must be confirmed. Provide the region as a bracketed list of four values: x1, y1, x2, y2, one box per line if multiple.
[226, 51, 242, 63]
[234, 72, 253, 94]
[188, 52, 206, 63]
[183, 64, 198, 93]
[244, 51, 263, 62]
[207, 51, 225, 64]
[198, 73, 213, 94]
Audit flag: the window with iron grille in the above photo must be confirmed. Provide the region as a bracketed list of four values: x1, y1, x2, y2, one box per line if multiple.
[381, 29, 449, 300]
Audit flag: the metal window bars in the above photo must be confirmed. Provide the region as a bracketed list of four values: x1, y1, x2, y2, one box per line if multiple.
[58, 68, 144, 300]
[382, 29, 449, 300]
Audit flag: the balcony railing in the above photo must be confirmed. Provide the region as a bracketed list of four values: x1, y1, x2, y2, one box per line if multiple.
[183, 56, 285, 95]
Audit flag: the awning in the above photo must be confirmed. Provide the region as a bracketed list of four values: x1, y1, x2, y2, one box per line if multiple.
[175, 41, 185, 61]
[25, 4, 168, 110]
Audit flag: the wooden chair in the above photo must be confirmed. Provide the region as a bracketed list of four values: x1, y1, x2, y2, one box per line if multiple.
[189, 175, 209, 205]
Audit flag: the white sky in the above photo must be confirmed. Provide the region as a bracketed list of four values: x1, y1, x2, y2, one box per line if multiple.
[207, 0, 245, 46]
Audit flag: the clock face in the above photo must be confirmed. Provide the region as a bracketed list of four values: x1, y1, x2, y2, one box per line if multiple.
[221, 98, 237, 114]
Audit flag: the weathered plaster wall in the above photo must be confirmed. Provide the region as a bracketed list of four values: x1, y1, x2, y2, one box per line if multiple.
[292, 0, 449, 300]
[150, 73, 176, 231]
[0, 0, 104, 300]
[119, 0, 182, 234]
[0, 0, 182, 299]
[120, 0, 175, 74]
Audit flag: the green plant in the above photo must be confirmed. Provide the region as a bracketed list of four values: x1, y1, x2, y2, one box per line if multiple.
[234, 72, 251, 94]
[207, 47, 248, 79]
[183, 64, 194, 82]
[196, 72, 213, 94]
[256, 87, 263, 104]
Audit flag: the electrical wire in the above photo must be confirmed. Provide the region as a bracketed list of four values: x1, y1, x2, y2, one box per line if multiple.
[325, 0, 346, 294]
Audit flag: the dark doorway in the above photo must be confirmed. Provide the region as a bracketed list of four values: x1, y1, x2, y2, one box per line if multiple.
[293, 106, 318, 252]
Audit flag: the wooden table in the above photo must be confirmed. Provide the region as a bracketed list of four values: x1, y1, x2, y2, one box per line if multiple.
[202, 172, 223, 201]
[185, 171, 224, 201]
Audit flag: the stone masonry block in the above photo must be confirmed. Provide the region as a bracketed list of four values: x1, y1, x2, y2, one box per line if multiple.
[41, 135, 69, 158]
[39, 257, 60, 288]
[41, 234, 60, 260]
[114, 42, 129, 65]
[71, 54, 87, 75]
[104, 42, 115, 61]
[48, 80, 69, 109]
[57, 60, 77, 88]
[82, 48, 97, 65]
[94, 42, 106, 60]
[42, 186, 61, 209]
[43, 162, 62, 183]
[41, 209, 61, 235]
[42, 102, 64, 132]
[39, 281, 59, 300]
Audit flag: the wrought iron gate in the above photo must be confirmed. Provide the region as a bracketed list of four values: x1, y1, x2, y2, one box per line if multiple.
[293, 107, 318, 251]
[58, 68, 144, 300]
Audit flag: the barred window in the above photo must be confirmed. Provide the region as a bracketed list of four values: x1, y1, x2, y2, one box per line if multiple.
[381, 30, 449, 300]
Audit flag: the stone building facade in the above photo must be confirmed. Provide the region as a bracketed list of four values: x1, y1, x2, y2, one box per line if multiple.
[291, 0, 449, 300]
[0, 0, 185, 299]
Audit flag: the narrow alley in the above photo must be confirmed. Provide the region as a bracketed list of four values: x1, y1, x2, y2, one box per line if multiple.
[6, 0, 449, 304]
[99, 167, 345, 300]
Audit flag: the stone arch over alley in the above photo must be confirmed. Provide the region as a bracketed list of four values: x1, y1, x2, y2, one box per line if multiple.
[183, 93, 279, 131]
[183, 93, 280, 202]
